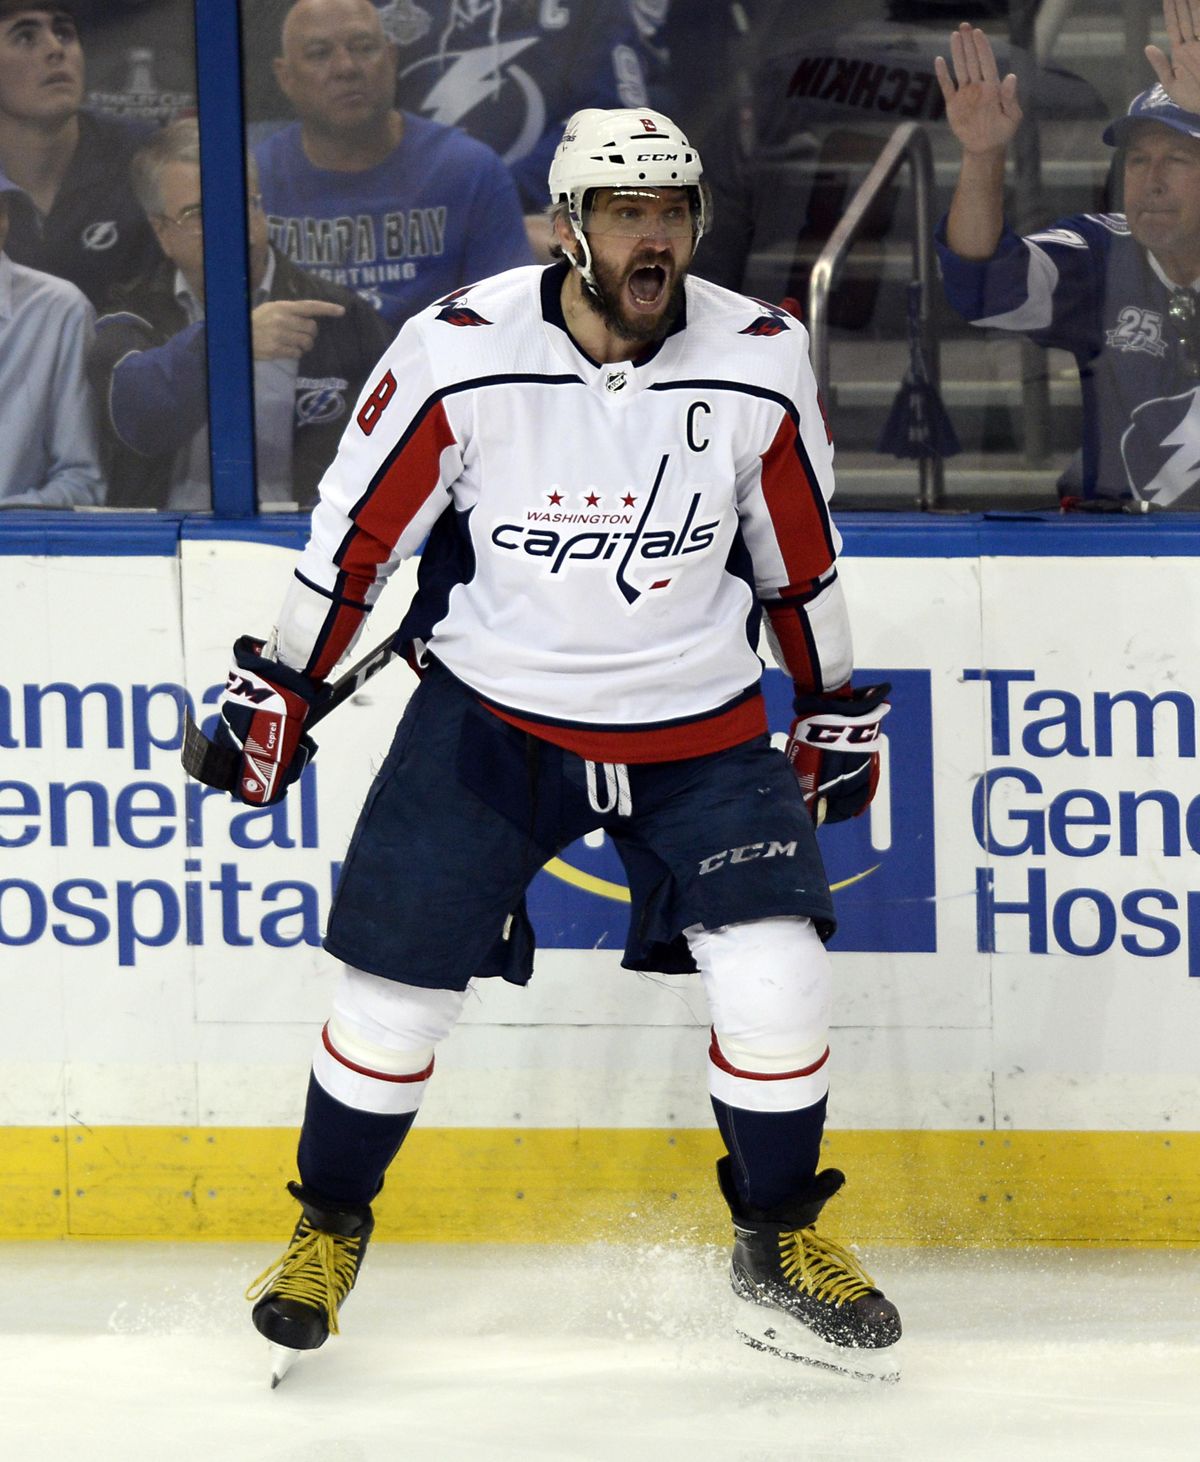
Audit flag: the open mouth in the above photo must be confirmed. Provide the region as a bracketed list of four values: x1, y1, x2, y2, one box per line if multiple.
[627, 264, 667, 310]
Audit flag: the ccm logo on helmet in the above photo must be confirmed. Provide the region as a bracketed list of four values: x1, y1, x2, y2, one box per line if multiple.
[637, 152, 680, 162]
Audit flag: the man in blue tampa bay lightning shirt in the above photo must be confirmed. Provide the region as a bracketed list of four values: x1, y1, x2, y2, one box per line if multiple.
[257, 0, 531, 332]
[934, 11, 1200, 508]
[376, 0, 648, 251]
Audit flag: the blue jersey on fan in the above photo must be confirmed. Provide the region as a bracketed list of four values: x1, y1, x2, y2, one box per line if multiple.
[256, 111, 532, 331]
[937, 211, 1200, 507]
[374, 0, 648, 211]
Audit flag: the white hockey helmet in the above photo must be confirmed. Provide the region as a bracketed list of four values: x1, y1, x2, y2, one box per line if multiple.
[547, 107, 707, 286]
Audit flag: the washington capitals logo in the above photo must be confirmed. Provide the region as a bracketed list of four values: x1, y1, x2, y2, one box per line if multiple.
[434, 287, 492, 327]
[740, 299, 792, 337]
[489, 453, 721, 606]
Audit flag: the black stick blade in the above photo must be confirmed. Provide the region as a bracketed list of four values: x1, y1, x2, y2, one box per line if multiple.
[181, 708, 239, 789]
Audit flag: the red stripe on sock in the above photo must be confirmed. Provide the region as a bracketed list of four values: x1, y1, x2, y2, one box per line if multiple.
[321, 1024, 434, 1083]
[708, 1030, 829, 1081]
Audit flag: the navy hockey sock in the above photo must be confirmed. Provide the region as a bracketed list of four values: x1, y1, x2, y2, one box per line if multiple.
[712, 1092, 828, 1213]
[296, 1072, 417, 1207]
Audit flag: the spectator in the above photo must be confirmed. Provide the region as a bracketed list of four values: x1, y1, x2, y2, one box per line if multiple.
[379, 0, 650, 253]
[935, 14, 1200, 508]
[89, 118, 390, 510]
[629, 0, 749, 147]
[256, 0, 531, 331]
[0, 1, 160, 309]
[0, 166, 104, 508]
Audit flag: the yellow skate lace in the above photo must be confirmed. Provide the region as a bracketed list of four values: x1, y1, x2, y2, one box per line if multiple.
[778, 1227, 878, 1308]
[244, 1219, 363, 1337]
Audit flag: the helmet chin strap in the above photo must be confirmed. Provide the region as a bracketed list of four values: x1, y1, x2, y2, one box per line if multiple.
[565, 211, 599, 293]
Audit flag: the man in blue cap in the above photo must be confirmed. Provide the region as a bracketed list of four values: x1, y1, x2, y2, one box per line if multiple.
[934, 6, 1200, 508]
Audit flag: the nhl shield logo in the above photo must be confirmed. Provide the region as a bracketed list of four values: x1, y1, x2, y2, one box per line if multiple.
[605, 370, 628, 392]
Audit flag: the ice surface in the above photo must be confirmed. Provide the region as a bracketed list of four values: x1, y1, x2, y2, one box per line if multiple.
[1, 1242, 1197, 1461]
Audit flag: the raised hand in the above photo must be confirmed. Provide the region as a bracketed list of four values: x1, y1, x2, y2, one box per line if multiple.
[251, 298, 346, 361]
[934, 23, 1022, 155]
[1146, 0, 1200, 113]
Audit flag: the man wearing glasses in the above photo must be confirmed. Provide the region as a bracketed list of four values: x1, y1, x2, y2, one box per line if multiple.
[935, 7, 1200, 509]
[90, 117, 389, 510]
[0, 1, 158, 309]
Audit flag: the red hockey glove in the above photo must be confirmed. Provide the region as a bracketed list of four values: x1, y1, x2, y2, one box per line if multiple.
[785, 682, 891, 826]
[214, 635, 328, 806]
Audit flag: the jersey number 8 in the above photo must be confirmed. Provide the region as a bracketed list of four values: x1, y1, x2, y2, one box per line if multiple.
[357, 370, 397, 436]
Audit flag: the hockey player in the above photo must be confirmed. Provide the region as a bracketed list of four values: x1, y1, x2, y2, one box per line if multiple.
[935, 11, 1200, 507]
[216, 107, 901, 1384]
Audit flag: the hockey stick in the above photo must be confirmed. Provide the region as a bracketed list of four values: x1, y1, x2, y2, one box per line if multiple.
[180, 632, 405, 790]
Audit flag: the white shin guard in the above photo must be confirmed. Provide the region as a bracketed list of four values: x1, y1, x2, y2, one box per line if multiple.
[686, 916, 833, 1113]
[311, 964, 467, 1116]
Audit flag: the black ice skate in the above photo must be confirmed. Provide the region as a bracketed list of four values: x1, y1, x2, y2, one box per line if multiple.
[245, 1181, 375, 1387]
[717, 1156, 902, 1382]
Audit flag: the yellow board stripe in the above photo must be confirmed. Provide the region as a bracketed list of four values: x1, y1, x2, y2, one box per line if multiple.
[0, 1127, 1196, 1245]
[541, 859, 880, 902]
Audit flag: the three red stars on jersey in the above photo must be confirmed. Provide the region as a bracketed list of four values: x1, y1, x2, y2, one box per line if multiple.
[544, 491, 639, 506]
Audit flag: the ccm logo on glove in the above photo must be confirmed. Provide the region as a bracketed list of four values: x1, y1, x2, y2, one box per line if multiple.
[785, 682, 891, 827]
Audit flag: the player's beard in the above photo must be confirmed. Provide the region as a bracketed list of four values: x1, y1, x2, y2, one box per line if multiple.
[583, 248, 688, 346]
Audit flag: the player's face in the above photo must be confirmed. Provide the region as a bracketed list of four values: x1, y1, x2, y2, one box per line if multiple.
[1123, 122, 1200, 265]
[579, 187, 695, 345]
[0, 8, 84, 126]
[274, 0, 397, 137]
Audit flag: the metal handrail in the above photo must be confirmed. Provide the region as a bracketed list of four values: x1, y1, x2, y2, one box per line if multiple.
[807, 121, 942, 509]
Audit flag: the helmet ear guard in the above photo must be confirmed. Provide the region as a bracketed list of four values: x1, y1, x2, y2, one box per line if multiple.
[547, 107, 707, 289]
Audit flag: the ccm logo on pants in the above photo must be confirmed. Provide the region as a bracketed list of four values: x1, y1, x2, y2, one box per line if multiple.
[698, 840, 797, 876]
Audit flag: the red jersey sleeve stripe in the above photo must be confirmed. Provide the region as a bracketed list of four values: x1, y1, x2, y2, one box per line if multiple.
[334, 398, 457, 594]
[764, 599, 819, 691]
[307, 602, 368, 682]
[758, 411, 836, 584]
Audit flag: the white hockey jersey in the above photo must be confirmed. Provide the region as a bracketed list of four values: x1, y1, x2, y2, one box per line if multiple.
[275, 262, 855, 763]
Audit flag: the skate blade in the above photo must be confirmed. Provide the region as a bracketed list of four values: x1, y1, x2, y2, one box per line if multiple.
[267, 1342, 303, 1388]
[733, 1311, 901, 1384]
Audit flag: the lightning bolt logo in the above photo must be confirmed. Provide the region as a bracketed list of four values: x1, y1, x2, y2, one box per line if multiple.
[405, 40, 545, 163]
[1121, 388, 1200, 507]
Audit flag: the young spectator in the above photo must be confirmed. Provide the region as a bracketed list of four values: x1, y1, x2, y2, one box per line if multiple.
[256, 0, 531, 331]
[0, 1, 160, 309]
[89, 118, 390, 510]
[0, 167, 104, 508]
